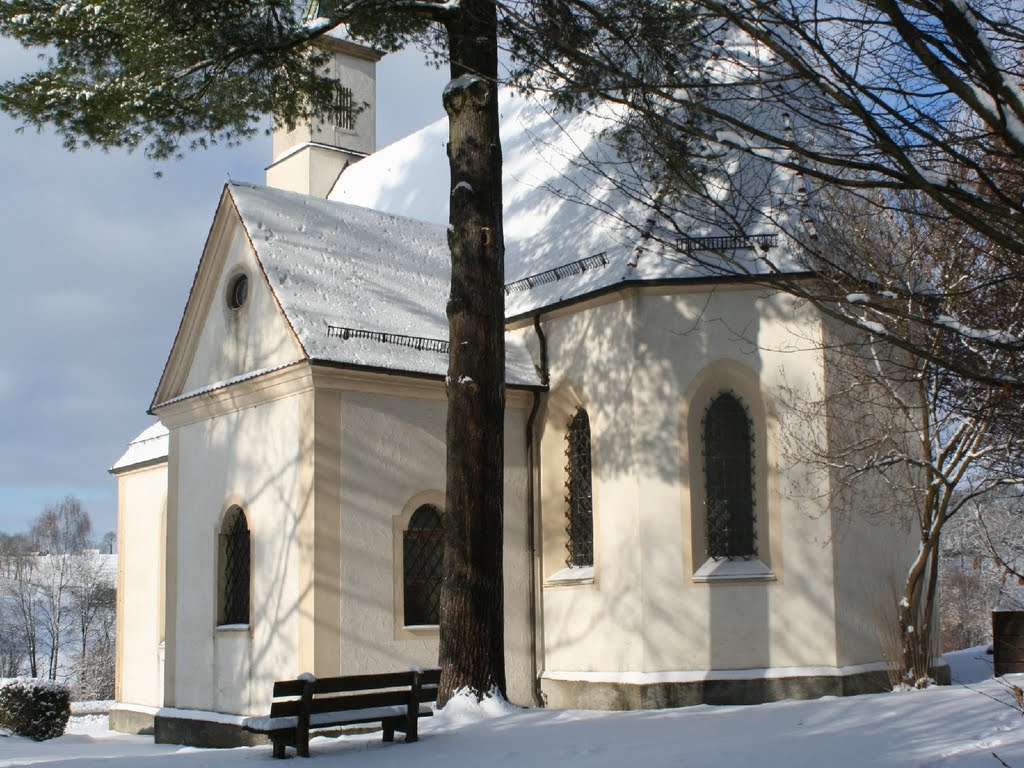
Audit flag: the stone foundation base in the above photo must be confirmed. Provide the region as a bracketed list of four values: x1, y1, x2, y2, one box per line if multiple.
[155, 716, 269, 749]
[541, 663, 950, 710]
[109, 706, 156, 735]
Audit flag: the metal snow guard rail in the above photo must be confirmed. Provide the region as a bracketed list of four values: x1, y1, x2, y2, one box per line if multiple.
[504, 253, 610, 296]
[326, 325, 450, 354]
[675, 234, 778, 252]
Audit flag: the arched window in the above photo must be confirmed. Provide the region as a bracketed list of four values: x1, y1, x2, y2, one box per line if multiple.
[703, 393, 756, 561]
[220, 507, 250, 625]
[403, 505, 443, 626]
[565, 407, 594, 568]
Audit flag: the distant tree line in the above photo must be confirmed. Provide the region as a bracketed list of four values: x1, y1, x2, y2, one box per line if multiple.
[0, 496, 117, 701]
[939, 497, 1024, 653]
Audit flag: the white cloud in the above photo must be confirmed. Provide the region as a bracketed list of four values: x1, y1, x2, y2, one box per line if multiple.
[0, 38, 452, 532]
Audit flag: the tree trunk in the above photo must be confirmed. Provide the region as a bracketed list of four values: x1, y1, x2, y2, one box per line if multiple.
[437, 0, 507, 705]
[898, 531, 941, 686]
[917, 535, 941, 674]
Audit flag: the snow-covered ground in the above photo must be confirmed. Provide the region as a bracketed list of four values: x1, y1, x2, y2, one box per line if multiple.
[3, 648, 1022, 767]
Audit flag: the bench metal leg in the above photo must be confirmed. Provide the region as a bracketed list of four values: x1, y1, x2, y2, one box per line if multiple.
[405, 713, 419, 743]
[271, 738, 286, 760]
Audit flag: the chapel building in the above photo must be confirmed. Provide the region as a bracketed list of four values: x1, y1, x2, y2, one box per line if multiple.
[109, 36, 927, 745]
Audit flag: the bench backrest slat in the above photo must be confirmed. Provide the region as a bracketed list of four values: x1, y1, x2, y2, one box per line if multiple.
[268, 668, 443, 720]
[311, 671, 414, 694]
[418, 685, 439, 704]
[272, 679, 307, 697]
[269, 699, 303, 718]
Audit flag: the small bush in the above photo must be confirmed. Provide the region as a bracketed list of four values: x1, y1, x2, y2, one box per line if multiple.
[0, 678, 71, 740]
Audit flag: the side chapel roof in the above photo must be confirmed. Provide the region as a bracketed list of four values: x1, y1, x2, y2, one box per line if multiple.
[110, 420, 169, 473]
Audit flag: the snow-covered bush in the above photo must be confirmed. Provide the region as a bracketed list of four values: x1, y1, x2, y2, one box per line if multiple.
[0, 677, 71, 740]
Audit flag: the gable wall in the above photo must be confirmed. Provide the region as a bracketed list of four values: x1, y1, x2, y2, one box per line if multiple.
[538, 286, 841, 677]
[181, 222, 304, 395]
[165, 389, 311, 715]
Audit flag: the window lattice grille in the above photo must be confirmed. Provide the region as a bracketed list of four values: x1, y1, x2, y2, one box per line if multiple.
[335, 86, 355, 131]
[403, 505, 443, 626]
[703, 393, 757, 561]
[565, 408, 594, 568]
[222, 509, 250, 625]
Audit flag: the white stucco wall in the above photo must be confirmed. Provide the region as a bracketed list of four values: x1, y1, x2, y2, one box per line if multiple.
[268, 43, 377, 197]
[166, 392, 310, 715]
[115, 462, 167, 708]
[271, 47, 377, 161]
[822, 320, 919, 667]
[266, 145, 353, 199]
[181, 222, 304, 395]
[537, 286, 843, 677]
[539, 295, 645, 674]
[334, 387, 535, 705]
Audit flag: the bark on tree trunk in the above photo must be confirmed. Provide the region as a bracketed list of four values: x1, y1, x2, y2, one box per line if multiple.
[898, 533, 940, 686]
[437, 0, 507, 705]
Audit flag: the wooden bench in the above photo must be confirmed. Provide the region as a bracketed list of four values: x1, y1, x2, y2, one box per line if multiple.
[243, 668, 441, 759]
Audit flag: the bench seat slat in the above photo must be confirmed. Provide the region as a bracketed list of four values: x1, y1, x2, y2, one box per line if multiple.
[243, 715, 298, 733]
[309, 703, 433, 727]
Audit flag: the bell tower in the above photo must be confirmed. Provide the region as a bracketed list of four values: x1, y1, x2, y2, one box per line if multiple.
[265, 35, 382, 198]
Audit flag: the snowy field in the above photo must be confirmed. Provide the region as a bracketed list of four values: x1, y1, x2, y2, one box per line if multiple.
[3, 648, 1023, 767]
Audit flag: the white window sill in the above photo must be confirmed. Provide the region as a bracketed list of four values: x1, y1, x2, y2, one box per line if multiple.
[545, 566, 595, 586]
[215, 623, 251, 632]
[401, 624, 439, 638]
[693, 558, 775, 583]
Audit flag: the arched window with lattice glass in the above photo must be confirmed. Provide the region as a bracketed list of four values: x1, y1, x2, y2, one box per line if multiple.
[403, 504, 443, 626]
[565, 407, 594, 568]
[219, 507, 250, 625]
[703, 392, 757, 561]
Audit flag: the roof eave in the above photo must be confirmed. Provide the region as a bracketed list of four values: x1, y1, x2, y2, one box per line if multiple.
[504, 270, 819, 324]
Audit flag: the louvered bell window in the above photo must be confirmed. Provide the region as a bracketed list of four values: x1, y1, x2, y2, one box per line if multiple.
[565, 407, 594, 568]
[221, 507, 250, 625]
[703, 393, 757, 561]
[403, 505, 444, 626]
[335, 86, 355, 131]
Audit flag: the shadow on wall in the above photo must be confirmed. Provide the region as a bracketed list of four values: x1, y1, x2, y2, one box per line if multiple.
[536, 274, 840, 677]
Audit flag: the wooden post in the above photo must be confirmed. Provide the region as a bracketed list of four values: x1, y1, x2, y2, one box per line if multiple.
[406, 670, 422, 742]
[297, 677, 315, 758]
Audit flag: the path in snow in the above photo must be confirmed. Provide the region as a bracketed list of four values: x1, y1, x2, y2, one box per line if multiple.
[1, 647, 1020, 768]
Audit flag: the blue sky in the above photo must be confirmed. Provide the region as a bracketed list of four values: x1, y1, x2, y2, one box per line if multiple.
[0, 38, 448, 538]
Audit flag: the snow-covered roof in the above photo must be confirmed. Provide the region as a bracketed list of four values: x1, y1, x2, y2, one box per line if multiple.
[331, 89, 806, 319]
[110, 421, 168, 473]
[226, 183, 541, 387]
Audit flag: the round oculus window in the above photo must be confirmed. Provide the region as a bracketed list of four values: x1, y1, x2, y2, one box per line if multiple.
[227, 274, 249, 310]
